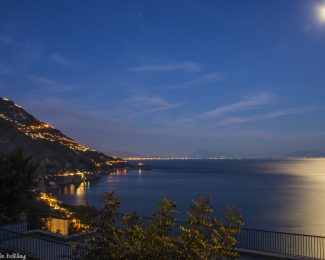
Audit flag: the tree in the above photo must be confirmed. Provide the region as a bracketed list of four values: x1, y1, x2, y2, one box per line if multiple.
[81, 192, 243, 259]
[179, 196, 243, 259]
[0, 149, 38, 217]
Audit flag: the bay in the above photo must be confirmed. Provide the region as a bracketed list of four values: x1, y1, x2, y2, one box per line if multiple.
[54, 159, 325, 235]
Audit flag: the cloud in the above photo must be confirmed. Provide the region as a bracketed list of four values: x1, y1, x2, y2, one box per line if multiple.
[303, 24, 313, 33]
[21, 40, 42, 61]
[49, 53, 84, 69]
[218, 106, 322, 127]
[200, 93, 273, 119]
[0, 63, 11, 75]
[165, 93, 273, 127]
[188, 71, 226, 85]
[201, 72, 225, 82]
[217, 117, 253, 126]
[24, 74, 73, 92]
[25, 98, 103, 123]
[264, 107, 321, 119]
[171, 94, 320, 128]
[0, 34, 42, 62]
[0, 34, 18, 46]
[128, 61, 201, 73]
[123, 95, 183, 117]
[228, 130, 325, 140]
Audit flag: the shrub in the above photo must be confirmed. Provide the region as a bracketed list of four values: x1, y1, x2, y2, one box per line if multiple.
[0, 149, 38, 217]
[81, 192, 243, 259]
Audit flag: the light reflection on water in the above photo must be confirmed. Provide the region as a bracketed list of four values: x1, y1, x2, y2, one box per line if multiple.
[271, 158, 325, 178]
[60, 181, 91, 206]
[256, 159, 325, 235]
[274, 159, 325, 235]
[55, 159, 325, 235]
[110, 168, 128, 175]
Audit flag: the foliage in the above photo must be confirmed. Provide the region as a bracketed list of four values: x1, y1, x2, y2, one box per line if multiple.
[0, 149, 39, 216]
[179, 196, 243, 259]
[65, 203, 98, 226]
[81, 192, 243, 259]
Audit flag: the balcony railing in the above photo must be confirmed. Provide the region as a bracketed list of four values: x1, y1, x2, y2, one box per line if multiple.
[1, 215, 325, 259]
[238, 228, 325, 259]
[0, 227, 76, 260]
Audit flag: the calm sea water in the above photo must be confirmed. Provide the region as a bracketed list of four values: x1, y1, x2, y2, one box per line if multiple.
[54, 159, 325, 235]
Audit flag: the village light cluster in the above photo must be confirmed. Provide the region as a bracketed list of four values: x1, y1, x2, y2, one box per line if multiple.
[1, 98, 128, 170]
[39, 192, 90, 231]
[0, 97, 95, 153]
[93, 159, 127, 167]
[56, 171, 87, 178]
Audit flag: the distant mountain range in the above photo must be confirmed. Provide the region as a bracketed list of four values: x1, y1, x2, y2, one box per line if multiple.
[189, 150, 325, 159]
[188, 150, 239, 159]
[287, 151, 325, 158]
[106, 150, 144, 159]
[116, 149, 325, 160]
[0, 97, 120, 174]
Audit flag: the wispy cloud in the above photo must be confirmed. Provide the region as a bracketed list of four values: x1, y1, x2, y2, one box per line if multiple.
[188, 71, 226, 85]
[25, 98, 103, 123]
[167, 93, 273, 126]
[24, 74, 73, 92]
[157, 71, 226, 91]
[0, 34, 18, 46]
[128, 61, 201, 73]
[200, 93, 273, 119]
[49, 53, 84, 69]
[264, 107, 320, 119]
[0, 63, 11, 75]
[123, 95, 183, 117]
[218, 106, 322, 127]
[201, 72, 225, 82]
[217, 117, 252, 126]
[0, 34, 42, 66]
[0, 34, 42, 60]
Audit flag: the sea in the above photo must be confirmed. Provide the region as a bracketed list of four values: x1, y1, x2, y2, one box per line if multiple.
[54, 158, 325, 236]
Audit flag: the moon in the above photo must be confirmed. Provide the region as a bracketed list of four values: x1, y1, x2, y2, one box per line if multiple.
[316, 3, 325, 23]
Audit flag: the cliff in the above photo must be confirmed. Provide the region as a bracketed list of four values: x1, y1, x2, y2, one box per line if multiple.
[0, 97, 122, 174]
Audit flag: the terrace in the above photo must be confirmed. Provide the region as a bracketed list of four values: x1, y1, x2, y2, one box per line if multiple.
[1, 214, 325, 260]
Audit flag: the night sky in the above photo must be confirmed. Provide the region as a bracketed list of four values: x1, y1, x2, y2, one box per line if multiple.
[1, 0, 325, 156]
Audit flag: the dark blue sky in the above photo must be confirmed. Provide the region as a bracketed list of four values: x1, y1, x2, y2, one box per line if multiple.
[1, 0, 325, 156]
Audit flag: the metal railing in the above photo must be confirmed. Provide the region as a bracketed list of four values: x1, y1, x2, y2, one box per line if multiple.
[2, 214, 325, 259]
[0, 220, 27, 234]
[238, 228, 325, 259]
[115, 214, 325, 259]
[0, 227, 77, 260]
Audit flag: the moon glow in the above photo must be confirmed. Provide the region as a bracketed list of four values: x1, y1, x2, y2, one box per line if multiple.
[316, 3, 325, 23]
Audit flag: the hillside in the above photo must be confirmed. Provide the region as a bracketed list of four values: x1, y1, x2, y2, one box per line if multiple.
[0, 97, 122, 174]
